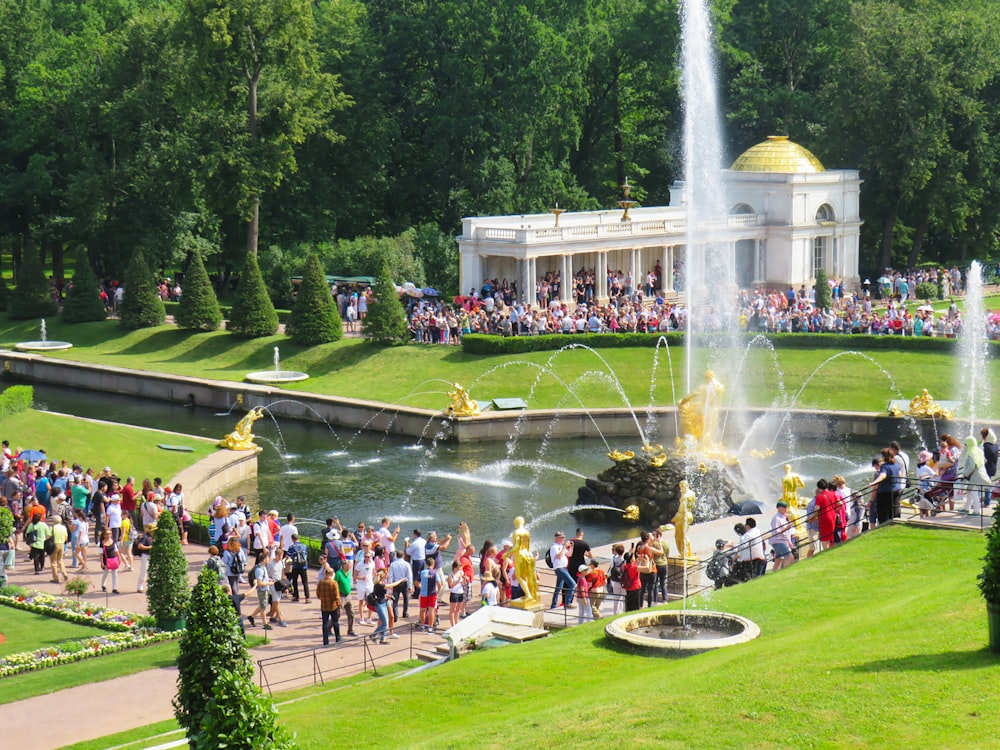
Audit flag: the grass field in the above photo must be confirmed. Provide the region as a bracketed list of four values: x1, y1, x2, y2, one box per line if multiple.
[1, 313, 997, 417]
[0, 606, 106, 657]
[0, 409, 215, 478]
[255, 525, 995, 749]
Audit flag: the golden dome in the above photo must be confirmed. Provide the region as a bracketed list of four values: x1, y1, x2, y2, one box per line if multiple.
[730, 135, 825, 173]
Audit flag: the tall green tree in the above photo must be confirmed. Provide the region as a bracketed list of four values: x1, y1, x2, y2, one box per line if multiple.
[228, 251, 278, 338]
[363, 264, 409, 345]
[286, 253, 341, 344]
[146, 510, 190, 629]
[172, 0, 348, 258]
[119, 251, 166, 329]
[62, 248, 106, 323]
[176, 250, 223, 331]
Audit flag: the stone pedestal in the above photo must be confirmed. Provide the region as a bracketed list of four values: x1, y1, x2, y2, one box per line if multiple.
[666, 556, 704, 597]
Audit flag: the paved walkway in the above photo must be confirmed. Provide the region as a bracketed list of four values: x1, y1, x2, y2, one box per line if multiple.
[2, 502, 992, 750]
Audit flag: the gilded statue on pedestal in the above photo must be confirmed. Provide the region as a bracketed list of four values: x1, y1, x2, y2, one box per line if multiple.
[446, 383, 480, 417]
[780, 464, 807, 542]
[505, 516, 540, 607]
[669, 480, 696, 558]
[219, 407, 264, 450]
[677, 370, 725, 452]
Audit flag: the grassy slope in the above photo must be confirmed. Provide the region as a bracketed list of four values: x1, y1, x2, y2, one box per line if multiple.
[0, 607, 106, 657]
[0, 410, 214, 478]
[273, 526, 998, 749]
[0, 314, 995, 416]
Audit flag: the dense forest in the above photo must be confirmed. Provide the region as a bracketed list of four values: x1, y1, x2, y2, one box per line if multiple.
[1, 0, 998, 295]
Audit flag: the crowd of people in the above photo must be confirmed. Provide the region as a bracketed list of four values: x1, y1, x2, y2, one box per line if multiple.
[407, 263, 992, 343]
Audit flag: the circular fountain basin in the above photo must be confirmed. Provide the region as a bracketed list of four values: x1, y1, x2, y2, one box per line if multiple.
[605, 610, 759, 655]
[15, 341, 73, 352]
[245, 371, 309, 384]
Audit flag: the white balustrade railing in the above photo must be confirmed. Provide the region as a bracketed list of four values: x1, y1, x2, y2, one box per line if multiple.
[472, 214, 761, 245]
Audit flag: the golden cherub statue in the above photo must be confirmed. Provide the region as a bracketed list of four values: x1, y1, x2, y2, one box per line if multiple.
[446, 383, 480, 417]
[219, 407, 264, 451]
[780, 464, 807, 542]
[504, 516, 540, 608]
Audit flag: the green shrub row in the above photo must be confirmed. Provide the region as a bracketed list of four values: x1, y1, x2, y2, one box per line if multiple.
[460, 331, 993, 356]
[0, 385, 34, 418]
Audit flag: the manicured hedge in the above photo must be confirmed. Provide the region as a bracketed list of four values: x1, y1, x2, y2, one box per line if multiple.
[0, 385, 33, 418]
[163, 301, 292, 325]
[461, 331, 995, 356]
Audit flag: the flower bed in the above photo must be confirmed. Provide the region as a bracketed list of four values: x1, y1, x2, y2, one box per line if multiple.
[0, 587, 180, 679]
[0, 629, 178, 678]
[0, 587, 154, 632]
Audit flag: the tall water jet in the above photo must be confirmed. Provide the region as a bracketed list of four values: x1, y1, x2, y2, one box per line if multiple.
[680, 0, 735, 396]
[958, 261, 990, 435]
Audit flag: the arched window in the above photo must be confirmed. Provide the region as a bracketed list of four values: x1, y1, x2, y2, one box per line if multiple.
[730, 203, 755, 215]
[815, 204, 835, 222]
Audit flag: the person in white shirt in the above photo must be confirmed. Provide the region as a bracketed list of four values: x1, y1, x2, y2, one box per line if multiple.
[253, 510, 273, 553]
[407, 529, 427, 580]
[376, 517, 399, 556]
[278, 514, 298, 552]
[741, 518, 767, 578]
[354, 547, 375, 626]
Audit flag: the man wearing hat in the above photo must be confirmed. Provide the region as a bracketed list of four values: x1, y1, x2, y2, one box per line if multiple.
[770, 500, 796, 571]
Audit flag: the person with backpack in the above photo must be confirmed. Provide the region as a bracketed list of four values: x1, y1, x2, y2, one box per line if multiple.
[287, 533, 310, 603]
[607, 543, 626, 615]
[24, 514, 50, 574]
[223, 538, 248, 598]
[134, 524, 153, 593]
[706, 538, 737, 589]
[620, 552, 642, 612]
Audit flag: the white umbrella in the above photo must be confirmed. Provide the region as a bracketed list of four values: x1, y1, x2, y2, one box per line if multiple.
[918, 305, 934, 313]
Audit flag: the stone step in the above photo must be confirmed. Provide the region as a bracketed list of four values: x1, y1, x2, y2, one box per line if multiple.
[489, 624, 550, 643]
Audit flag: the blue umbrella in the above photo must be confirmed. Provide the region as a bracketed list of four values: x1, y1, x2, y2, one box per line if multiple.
[421, 287, 440, 296]
[19, 449, 47, 462]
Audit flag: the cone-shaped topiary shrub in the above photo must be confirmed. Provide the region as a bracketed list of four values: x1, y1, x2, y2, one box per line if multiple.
[119, 251, 166, 329]
[146, 510, 190, 628]
[175, 250, 222, 331]
[228, 253, 278, 338]
[363, 264, 409, 344]
[62, 248, 107, 323]
[286, 253, 342, 344]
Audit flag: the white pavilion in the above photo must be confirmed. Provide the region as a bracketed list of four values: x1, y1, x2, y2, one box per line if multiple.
[457, 136, 862, 303]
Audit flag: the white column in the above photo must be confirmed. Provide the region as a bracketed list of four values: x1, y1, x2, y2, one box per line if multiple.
[527, 258, 536, 305]
[660, 246, 669, 293]
[560, 254, 571, 303]
[597, 252, 608, 301]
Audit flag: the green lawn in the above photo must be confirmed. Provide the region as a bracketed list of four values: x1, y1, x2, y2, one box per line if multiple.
[0, 409, 215, 478]
[1, 312, 994, 416]
[257, 525, 995, 749]
[63, 525, 998, 749]
[0, 606, 106, 657]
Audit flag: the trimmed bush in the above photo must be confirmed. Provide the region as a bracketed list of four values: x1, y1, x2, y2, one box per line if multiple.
[119, 252, 166, 329]
[175, 250, 222, 331]
[193, 671, 295, 750]
[363, 264, 410, 345]
[980, 511, 1000, 605]
[228, 253, 279, 338]
[0, 266, 9, 312]
[175, 567, 250, 742]
[459, 331, 985, 356]
[10, 249, 57, 320]
[286, 253, 342, 344]
[62, 249, 107, 323]
[815, 268, 831, 310]
[146, 510, 190, 627]
[915, 282, 936, 300]
[0, 385, 34, 418]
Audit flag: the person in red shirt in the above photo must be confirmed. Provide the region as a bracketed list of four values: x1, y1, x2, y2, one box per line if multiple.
[120, 476, 137, 521]
[814, 478, 839, 551]
[621, 552, 642, 612]
[585, 560, 608, 620]
[458, 544, 475, 618]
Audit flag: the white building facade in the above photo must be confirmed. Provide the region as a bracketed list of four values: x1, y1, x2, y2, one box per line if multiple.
[457, 136, 862, 303]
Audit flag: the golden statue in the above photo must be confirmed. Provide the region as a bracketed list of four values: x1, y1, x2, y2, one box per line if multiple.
[780, 464, 807, 542]
[649, 452, 667, 467]
[623, 505, 640, 521]
[890, 389, 954, 419]
[219, 407, 264, 450]
[677, 370, 725, 451]
[504, 516, 540, 608]
[670, 480, 696, 558]
[446, 383, 480, 417]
